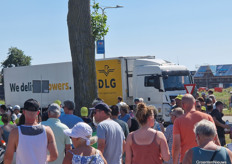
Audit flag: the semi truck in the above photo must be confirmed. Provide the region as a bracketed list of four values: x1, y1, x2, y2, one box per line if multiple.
[3, 56, 194, 122]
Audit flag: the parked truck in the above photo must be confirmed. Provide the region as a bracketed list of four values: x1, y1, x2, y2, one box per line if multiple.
[3, 56, 194, 123]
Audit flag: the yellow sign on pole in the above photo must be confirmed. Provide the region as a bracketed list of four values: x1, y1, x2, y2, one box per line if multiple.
[96, 59, 123, 105]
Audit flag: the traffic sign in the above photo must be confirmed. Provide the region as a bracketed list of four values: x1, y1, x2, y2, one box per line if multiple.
[97, 40, 105, 54]
[184, 84, 196, 94]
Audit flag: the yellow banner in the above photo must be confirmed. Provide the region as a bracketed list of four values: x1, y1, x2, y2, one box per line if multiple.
[96, 59, 123, 106]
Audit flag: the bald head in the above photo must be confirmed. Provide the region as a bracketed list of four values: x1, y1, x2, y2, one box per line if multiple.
[182, 94, 196, 112]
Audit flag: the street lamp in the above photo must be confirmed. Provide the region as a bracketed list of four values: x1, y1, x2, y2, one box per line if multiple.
[99, 5, 123, 59]
[100, 5, 124, 14]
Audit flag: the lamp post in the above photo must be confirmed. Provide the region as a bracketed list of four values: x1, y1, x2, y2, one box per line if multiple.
[99, 5, 123, 59]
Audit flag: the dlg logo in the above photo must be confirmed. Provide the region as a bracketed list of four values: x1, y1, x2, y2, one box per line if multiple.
[98, 65, 115, 76]
[98, 65, 116, 88]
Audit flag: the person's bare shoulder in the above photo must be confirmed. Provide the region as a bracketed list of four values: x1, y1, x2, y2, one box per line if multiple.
[183, 148, 193, 164]
[44, 125, 53, 134]
[156, 130, 166, 140]
[7, 127, 19, 147]
[126, 132, 133, 143]
[225, 147, 232, 159]
[10, 124, 17, 129]
[10, 127, 19, 136]
[156, 130, 164, 136]
[44, 125, 55, 140]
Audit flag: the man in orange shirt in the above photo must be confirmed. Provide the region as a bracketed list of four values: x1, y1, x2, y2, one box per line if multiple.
[172, 94, 220, 164]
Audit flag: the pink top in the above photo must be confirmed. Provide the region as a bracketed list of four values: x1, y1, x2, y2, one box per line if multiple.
[131, 132, 162, 164]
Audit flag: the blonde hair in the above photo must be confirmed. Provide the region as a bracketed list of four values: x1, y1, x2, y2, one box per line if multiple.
[78, 136, 98, 146]
[120, 104, 129, 114]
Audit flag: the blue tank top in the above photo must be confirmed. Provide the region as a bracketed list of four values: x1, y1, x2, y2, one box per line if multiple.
[2, 128, 10, 144]
[192, 147, 231, 164]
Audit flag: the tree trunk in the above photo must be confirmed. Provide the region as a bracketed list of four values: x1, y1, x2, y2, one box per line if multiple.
[67, 0, 97, 116]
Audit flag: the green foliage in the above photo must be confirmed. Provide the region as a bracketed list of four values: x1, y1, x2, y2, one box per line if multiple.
[91, 1, 109, 41]
[1, 47, 32, 68]
[0, 100, 5, 105]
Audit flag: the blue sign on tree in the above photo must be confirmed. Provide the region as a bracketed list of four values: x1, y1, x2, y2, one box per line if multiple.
[97, 40, 105, 54]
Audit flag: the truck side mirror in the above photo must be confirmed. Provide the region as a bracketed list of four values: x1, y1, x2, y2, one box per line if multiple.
[163, 75, 168, 79]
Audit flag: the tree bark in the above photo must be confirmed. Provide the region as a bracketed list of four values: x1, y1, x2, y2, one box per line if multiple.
[67, 0, 97, 116]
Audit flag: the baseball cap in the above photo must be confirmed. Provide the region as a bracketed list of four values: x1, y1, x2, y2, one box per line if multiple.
[24, 99, 40, 111]
[48, 103, 60, 115]
[64, 122, 92, 145]
[13, 105, 20, 111]
[90, 103, 111, 113]
[134, 98, 139, 102]
[201, 106, 206, 111]
[81, 107, 88, 117]
[92, 98, 104, 107]
[175, 95, 183, 100]
[53, 100, 62, 106]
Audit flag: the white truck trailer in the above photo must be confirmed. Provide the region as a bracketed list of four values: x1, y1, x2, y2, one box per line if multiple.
[3, 56, 194, 122]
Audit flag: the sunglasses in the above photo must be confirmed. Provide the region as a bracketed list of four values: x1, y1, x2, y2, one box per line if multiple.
[196, 105, 201, 108]
[92, 109, 100, 115]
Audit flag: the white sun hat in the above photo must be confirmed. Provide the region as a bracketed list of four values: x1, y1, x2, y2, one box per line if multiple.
[64, 122, 92, 145]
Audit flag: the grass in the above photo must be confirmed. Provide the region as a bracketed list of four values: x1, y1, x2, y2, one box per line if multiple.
[215, 87, 232, 115]
[0, 100, 4, 105]
[226, 134, 231, 145]
[214, 87, 232, 108]
[200, 87, 232, 108]
[200, 87, 232, 115]
[223, 109, 232, 115]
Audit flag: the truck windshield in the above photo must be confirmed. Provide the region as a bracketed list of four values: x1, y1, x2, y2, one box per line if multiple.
[163, 75, 191, 91]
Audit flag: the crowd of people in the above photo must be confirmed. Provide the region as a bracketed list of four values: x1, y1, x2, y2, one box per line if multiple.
[0, 90, 231, 163]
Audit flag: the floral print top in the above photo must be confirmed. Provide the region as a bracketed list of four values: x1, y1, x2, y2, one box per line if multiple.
[69, 149, 104, 164]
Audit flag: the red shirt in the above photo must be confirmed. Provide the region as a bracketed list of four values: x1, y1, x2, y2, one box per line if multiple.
[173, 110, 214, 162]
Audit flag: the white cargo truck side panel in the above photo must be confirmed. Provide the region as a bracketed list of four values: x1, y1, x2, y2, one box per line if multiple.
[120, 58, 136, 105]
[4, 62, 74, 108]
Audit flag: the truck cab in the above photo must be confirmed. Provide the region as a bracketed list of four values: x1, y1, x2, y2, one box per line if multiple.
[133, 59, 193, 123]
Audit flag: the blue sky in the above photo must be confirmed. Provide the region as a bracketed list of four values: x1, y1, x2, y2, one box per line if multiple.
[0, 0, 232, 70]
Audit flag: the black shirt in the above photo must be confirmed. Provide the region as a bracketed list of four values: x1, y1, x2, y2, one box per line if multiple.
[210, 109, 225, 137]
[129, 118, 139, 132]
